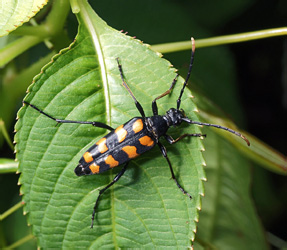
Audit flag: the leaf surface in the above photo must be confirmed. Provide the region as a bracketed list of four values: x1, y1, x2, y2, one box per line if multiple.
[196, 129, 268, 249]
[0, 0, 48, 36]
[15, 2, 205, 248]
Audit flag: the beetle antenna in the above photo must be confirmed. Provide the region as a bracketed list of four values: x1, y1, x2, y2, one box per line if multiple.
[177, 37, 196, 110]
[182, 117, 250, 146]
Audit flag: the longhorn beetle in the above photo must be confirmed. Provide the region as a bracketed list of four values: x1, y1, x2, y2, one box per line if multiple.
[23, 38, 250, 228]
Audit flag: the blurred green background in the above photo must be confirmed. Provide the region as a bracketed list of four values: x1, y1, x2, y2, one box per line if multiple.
[0, 0, 286, 248]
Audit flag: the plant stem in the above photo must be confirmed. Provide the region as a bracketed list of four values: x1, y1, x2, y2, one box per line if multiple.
[0, 158, 18, 173]
[5, 234, 34, 249]
[0, 36, 43, 67]
[0, 202, 23, 221]
[45, 0, 70, 36]
[0, 119, 14, 150]
[70, 0, 81, 13]
[151, 27, 287, 53]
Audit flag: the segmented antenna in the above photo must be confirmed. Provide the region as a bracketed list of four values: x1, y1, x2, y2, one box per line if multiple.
[177, 37, 196, 110]
[182, 117, 250, 146]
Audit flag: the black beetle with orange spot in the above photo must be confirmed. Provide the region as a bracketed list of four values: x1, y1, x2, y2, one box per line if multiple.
[23, 38, 250, 228]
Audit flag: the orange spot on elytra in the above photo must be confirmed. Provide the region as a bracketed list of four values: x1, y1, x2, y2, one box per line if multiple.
[139, 136, 154, 147]
[105, 155, 119, 168]
[96, 138, 108, 153]
[115, 125, 127, 143]
[133, 119, 143, 133]
[89, 163, 100, 174]
[122, 146, 139, 159]
[83, 152, 93, 163]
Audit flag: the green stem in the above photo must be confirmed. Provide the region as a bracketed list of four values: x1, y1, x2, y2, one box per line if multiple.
[12, 25, 50, 37]
[45, 0, 70, 36]
[0, 158, 18, 174]
[151, 27, 287, 53]
[0, 36, 43, 67]
[70, 0, 80, 13]
[5, 234, 34, 249]
[0, 202, 23, 221]
[0, 120, 14, 150]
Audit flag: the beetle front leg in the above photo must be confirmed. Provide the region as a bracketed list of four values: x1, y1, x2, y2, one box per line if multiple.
[152, 74, 178, 115]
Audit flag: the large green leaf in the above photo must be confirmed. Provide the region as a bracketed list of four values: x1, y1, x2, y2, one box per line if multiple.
[15, 2, 205, 248]
[195, 129, 267, 249]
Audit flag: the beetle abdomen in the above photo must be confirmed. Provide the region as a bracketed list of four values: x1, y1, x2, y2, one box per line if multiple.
[74, 117, 156, 176]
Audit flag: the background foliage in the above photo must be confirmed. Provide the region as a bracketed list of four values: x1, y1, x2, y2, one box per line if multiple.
[0, 0, 286, 249]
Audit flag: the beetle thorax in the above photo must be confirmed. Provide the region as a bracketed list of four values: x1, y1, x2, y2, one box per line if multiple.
[164, 108, 185, 127]
[146, 115, 169, 141]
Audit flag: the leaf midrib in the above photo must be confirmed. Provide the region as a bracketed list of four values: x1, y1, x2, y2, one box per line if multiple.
[78, 1, 111, 127]
[77, 1, 118, 247]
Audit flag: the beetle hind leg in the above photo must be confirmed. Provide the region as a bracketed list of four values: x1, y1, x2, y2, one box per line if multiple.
[91, 162, 129, 228]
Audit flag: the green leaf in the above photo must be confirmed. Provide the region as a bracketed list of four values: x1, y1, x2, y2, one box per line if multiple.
[196, 130, 268, 249]
[192, 91, 287, 175]
[0, 0, 48, 37]
[15, 2, 205, 248]
[198, 110, 287, 176]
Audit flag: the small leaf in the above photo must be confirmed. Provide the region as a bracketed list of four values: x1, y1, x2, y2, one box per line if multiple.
[15, 2, 205, 248]
[0, 0, 48, 37]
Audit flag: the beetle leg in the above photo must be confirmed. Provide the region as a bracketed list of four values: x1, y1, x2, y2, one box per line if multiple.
[91, 162, 129, 228]
[116, 58, 146, 118]
[23, 101, 114, 131]
[157, 142, 192, 199]
[177, 37, 195, 109]
[152, 75, 178, 115]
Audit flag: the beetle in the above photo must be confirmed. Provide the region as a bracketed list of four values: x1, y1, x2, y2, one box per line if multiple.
[23, 38, 250, 228]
